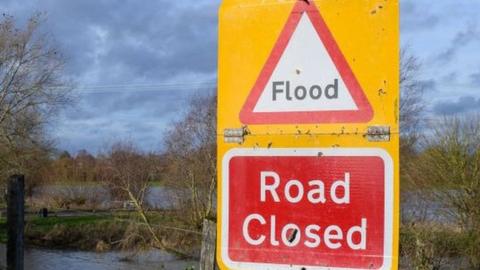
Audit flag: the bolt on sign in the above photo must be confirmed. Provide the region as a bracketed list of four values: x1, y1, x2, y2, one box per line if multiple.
[217, 0, 399, 270]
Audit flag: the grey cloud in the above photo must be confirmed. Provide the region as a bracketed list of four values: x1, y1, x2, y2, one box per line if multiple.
[56, 113, 171, 154]
[57, 82, 214, 153]
[436, 23, 478, 64]
[441, 72, 458, 84]
[401, 1, 440, 31]
[96, 1, 218, 83]
[108, 91, 189, 116]
[470, 72, 480, 86]
[76, 89, 197, 116]
[63, 105, 98, 121]
[1, 0, 220, 152]
[2, 0, 219, 84]
[433, 96, 480, 115]
[124, 122, 156, 134]
[418, 79, 437, 92]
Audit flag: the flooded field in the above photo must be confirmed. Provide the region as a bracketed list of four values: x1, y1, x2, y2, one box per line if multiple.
[31, 186, 179, 210]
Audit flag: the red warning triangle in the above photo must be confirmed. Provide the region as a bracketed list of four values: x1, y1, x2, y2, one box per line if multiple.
[239, 1, 373, 124]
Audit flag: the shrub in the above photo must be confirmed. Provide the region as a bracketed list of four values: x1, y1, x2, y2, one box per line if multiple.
[400, 224, 469, 269]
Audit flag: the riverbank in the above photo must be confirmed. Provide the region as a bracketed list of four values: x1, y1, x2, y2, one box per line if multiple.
[0, 210, 201, 256]
[399, 223, 473, 269]
[0, 210, 476, 269]
[0, 244, 198, 270]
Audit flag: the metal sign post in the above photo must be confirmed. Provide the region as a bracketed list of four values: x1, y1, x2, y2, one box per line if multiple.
[7, 175, 25, 270]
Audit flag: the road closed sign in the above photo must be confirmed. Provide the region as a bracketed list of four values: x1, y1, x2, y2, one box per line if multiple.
[218, 0, 399, 269]
[221, 148, 393, 270]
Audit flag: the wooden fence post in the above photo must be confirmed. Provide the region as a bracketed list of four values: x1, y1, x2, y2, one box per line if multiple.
[7, 175, 24, 270]
[200, 219, 218, 270]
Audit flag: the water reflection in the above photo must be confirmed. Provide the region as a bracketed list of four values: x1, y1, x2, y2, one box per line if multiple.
[0, 245, 197, 270]
[32, 186, 179, 210]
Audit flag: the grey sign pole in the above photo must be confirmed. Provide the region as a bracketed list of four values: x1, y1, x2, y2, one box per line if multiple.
[200, 219, 218, 270]
[7, 175, 24, 270]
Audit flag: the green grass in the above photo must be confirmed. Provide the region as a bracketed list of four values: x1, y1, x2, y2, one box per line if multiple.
[0, 210, 188, 243]
[0, 215, 112, 244]
[0, 210, 200, 254]
[0, 218, 6, 243]
[46, 181, 102, 187]
[149, 180, 165, 187]
[29, 215, 111, 230]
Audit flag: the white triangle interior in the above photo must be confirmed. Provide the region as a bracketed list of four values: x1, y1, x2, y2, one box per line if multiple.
[253, 13, 358, 113]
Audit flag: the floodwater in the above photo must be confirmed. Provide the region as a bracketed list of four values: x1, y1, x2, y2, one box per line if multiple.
[0, 245, 197, 270]
[17, 186, 194, 269]
[23, 186, 458, 269]
[401, 191, 458, 224]
[32, 186, 179, 209]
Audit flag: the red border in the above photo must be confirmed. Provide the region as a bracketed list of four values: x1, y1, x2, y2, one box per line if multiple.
[239, 1, 373, 124]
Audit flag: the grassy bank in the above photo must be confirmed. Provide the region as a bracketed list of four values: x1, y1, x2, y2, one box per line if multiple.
[400, 223, 479, 269]
[3, 211, 476, 267]
[0, 211, 201, 255]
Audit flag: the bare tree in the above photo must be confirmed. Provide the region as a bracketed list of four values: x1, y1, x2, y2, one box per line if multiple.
[0, 13, 71, 178]
[412, 116, 480, 229]
[400, 49, 425, 153]
[399, 49, 427, 203]
[97, 142, 190, 256]
[404, 115, 480, 268]
[162, 93, 217, 228]
[97, 142, 154, 209]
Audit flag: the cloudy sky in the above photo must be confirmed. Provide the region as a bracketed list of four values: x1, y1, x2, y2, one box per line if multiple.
[1, 0, 479, 153]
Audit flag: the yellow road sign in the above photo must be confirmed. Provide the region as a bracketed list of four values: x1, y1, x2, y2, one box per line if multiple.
[218, 0, 399, 269]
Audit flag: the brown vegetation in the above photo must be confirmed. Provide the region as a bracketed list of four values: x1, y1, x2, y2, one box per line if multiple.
[0, 13, 71, 187]
[162, 94, 217, 229]
[13, 212, 201, 255]
[402, 116, 480, 268]
[399, 50, 479, 269]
